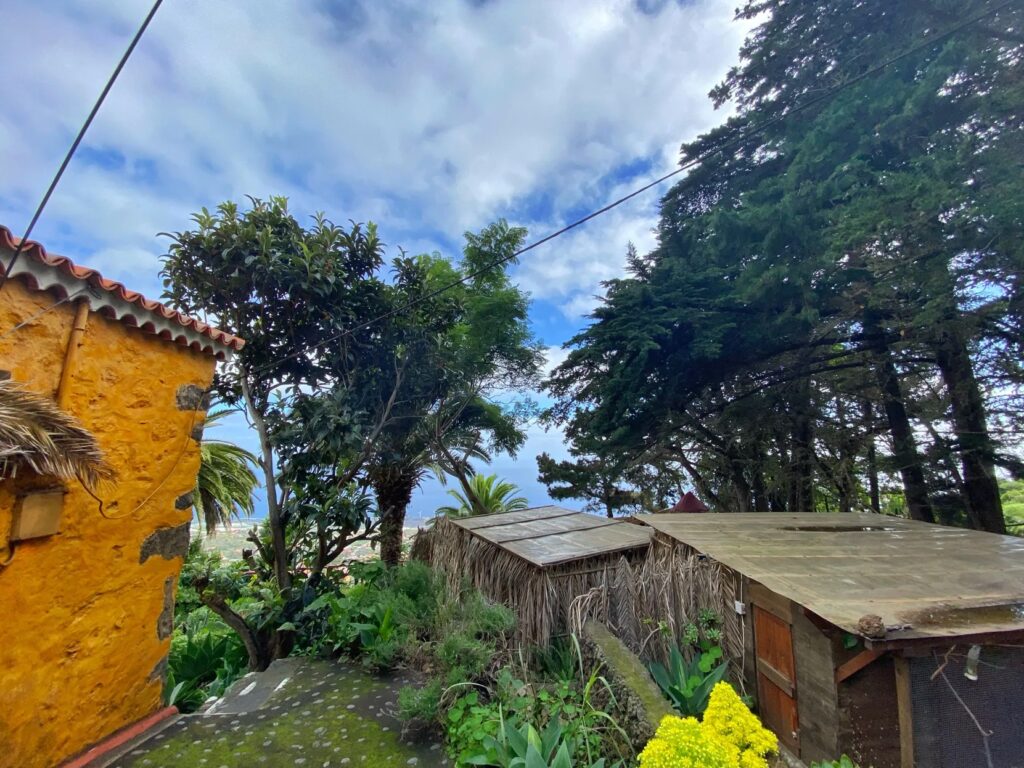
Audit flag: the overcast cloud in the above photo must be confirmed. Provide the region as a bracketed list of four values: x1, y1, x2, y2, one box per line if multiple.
[1, 0, 749, 517]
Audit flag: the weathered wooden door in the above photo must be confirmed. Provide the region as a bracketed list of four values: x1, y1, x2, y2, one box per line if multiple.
[753, 603, 800, 752]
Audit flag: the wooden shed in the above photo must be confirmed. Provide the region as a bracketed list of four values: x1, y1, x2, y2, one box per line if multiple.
[632, 512, 1024, 768]
[431, 505, 651, 646]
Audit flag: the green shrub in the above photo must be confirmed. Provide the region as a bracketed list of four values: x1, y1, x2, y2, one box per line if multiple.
[462, 592, 516, 637]
[398, 678, 443, 723]
[392, 560, 441, 606]
[466, 718, 620, 768]
[533, 636, 581, 684]
[649, 642, 729, 717]
[445, 690, 504, 766]
[165, 613, 247, 713]
[811, 757, 859, 768]
[438, 631, 496, 680]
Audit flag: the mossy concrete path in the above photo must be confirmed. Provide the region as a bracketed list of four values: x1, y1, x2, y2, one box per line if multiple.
[109, 659, 447, 767]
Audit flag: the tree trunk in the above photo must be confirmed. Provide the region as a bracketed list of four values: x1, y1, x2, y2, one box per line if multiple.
[438, 443, 489, 517]
[863, 402, 882, 514]
[751, 464, 769, 512]
[872, 345, 935, 523]
[241, 376, 292, 593]
[933, 324, 1006, 534]
[788, 403, 815, 512]
[200, 590, 272, 670]
[728, 452, 752, 512]
[374, 466, 416, 567]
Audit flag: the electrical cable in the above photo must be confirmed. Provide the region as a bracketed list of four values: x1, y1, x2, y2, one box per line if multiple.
[85, 409, 199, 520]
[0, 0, 164, 295]
[248, 0, 1015, 377]
[0, 288, 91, 341]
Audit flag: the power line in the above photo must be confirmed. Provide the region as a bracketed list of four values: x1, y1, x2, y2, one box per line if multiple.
[0, 0, 164, 296]
[0, 287, 91, 341]
[250, 0, 1014, 377]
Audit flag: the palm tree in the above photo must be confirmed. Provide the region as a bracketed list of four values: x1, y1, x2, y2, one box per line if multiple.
[194, 409, 260, 535]
[437, 473, 528, 517]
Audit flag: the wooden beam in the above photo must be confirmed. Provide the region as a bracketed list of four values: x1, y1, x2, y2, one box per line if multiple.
[834, 649, 886, 684]
[866, 627, 1024, 652]
[750, 581, 793, 622]
[801, 606, 841, 636]
[894, 656, 915, 768]
[757, 657, 796, 697]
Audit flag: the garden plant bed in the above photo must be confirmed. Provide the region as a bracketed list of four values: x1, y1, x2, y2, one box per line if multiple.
[109, 659, 444, 767]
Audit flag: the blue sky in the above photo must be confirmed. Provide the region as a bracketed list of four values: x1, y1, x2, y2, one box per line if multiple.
[2, 0, 749, 522]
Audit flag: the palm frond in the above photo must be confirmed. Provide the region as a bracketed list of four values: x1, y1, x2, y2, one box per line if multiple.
[440, 473, 529, 517]
[194, 410, 260, 534]
[0, 379, 114, 490]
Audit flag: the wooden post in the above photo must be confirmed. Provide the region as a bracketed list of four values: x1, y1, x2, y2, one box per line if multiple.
[56, 299, 90, 408]
[894, 656, 915, 768]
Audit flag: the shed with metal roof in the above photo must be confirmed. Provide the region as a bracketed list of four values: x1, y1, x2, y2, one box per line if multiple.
[631, 512, 1024, 768]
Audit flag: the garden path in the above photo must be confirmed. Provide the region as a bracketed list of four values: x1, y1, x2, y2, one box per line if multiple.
[109, 658, 446, 767]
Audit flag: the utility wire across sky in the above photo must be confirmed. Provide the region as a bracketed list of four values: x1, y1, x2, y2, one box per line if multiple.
[0, 0, 164, 295]
[0, 0, 1014, 359]
[249, 0, 1014, 376]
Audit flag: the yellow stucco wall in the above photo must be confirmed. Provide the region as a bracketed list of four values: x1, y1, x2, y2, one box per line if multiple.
[0, 279, 217, 768]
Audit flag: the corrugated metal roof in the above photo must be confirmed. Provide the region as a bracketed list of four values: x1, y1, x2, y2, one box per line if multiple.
[637, 512, 1024, 644]
[450, 505, 651, 568]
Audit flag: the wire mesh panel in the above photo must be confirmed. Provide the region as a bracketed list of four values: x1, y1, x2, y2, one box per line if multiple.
[909, 646, 1024, 768]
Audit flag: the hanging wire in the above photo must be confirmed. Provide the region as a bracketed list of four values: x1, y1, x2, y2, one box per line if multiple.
[248, 0, 1015, 377]
[0, 0, 165, 296]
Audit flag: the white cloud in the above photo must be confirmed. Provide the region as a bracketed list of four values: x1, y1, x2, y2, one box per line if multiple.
[1, 0, 750, 517]
[1, 0, 748, 305]
[541, 345, 572, 378]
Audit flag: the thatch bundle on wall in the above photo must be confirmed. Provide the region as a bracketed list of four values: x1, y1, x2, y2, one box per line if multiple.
[565, 528, 748, 687]
[633, 532, 747, 681]
[431, 506, 651, 647]
[0, 379, 113, 489]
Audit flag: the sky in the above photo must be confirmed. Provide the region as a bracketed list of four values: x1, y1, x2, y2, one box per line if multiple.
[1, 0, 751, 522]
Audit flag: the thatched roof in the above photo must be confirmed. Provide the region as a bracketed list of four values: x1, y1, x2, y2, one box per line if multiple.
[449, 505, 652, 567]
[0, 378, 114, 490]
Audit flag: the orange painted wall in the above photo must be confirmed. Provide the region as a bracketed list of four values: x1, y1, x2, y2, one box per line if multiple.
[0, 279, 216, 768]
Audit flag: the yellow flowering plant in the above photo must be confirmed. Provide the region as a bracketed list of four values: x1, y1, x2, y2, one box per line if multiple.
[638, 682, 778, 768]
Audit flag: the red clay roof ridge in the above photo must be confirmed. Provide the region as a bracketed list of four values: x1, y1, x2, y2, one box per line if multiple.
[0, 225, 244, 360]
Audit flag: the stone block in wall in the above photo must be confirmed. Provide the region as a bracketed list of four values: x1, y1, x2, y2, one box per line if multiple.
[139, 522, 191, 563]
[175, 383, 210, 411]
[156, 577, 175, 640]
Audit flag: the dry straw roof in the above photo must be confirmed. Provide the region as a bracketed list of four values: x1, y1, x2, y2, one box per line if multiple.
[637, 512, 1024, 644]
[450, 505, 651, 568]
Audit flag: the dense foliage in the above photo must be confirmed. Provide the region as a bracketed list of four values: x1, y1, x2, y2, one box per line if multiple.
[162, 199, 540, 667]
[417, 642, 633, 767]
[545, 1, 1024, 531]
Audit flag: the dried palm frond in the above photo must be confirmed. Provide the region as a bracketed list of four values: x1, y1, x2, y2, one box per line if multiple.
[0, 378, 114, 490]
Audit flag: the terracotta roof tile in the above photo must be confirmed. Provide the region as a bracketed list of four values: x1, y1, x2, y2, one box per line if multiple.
[1, 225, 244, 359]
